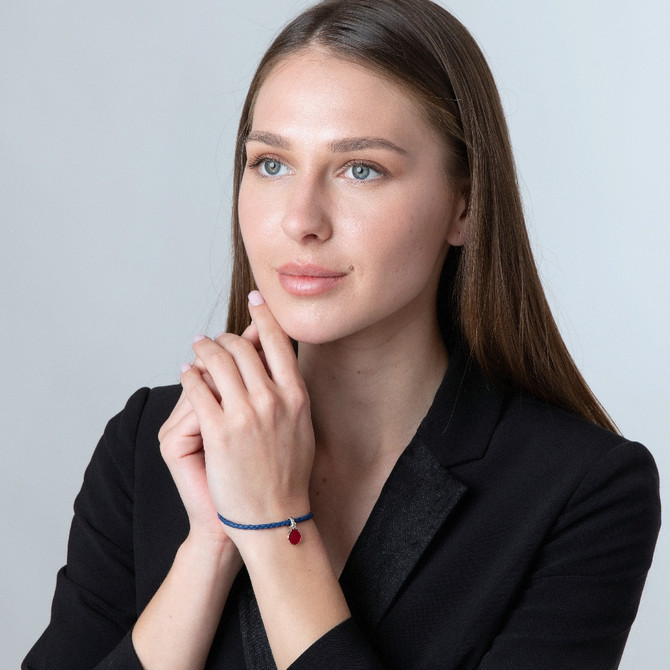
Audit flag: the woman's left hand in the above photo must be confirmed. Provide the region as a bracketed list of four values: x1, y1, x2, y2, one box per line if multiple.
[180, 291, 315, 544]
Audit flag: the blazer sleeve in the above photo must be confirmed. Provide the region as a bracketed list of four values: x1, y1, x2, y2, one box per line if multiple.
[477, 439, 661, 670]
[22, 389, 150, 670]
[288, 619, 385, 669]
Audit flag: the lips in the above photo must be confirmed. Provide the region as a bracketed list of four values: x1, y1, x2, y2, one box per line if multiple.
[276, 262, 348, 296]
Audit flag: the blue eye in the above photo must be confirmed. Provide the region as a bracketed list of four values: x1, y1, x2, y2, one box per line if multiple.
[345, 163, 382, 181]
[260, 159, 286, 176]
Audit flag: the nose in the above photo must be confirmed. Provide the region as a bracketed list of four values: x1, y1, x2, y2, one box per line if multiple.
[280, 175, 333, 243]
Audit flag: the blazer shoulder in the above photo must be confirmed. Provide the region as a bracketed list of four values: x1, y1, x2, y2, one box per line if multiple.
[499, 392, 657, 471]
[129, 383, 182, 457]
[94, 384, 181, 469]
[138, 383, 182, 425]
[483, 393, 661, 536]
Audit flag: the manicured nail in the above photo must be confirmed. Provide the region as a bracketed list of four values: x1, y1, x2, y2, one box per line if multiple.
[248, 290, 265, 306]
[193, 334, 207, 343]
[181, 362, 192, 373]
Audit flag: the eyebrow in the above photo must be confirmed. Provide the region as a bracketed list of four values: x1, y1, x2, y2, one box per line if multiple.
[245, 131, 407, 155]
[246, 131, 290, 149]
[330, 137, 407, 155]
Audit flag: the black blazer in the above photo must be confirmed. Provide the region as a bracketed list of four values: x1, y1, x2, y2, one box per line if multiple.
[23, 346, 660, 669]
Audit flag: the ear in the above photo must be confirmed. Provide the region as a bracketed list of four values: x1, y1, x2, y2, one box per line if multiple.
[445, 191, 469, 247]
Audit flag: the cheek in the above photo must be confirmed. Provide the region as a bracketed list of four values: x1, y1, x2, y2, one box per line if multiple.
[375, 204, 449, 268]
[369, 212, 450, 298]
[238, 185, 269, 262]
[238, 179, 257, 230]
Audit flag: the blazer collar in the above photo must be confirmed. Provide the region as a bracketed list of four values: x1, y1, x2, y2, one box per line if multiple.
[418, 341, 508, 468]
[238, 341, 507, 662]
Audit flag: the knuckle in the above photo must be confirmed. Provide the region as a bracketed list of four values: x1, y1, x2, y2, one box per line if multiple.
[186, 378, 209, 404]
[180, 366, 197, 388]
[254, 387, 277, 414]
[210, 348, 233, 369]
[216, 332, 241, 348]
[214, 331, 235, 344]
[229, 337, 255, 356]
[285, 385, 309, 412]
[221, 340, 251, 361]
[230, 405, 256, 431]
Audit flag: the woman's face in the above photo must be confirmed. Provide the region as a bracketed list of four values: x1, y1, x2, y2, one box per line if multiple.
[238, 49, 467, 346]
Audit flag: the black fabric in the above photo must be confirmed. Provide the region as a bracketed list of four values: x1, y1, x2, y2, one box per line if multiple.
[291, 620, 385, 669]
[23, 347, 660, 669]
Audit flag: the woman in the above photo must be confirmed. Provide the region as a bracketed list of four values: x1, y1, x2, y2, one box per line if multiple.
[23, 1, 660, 668]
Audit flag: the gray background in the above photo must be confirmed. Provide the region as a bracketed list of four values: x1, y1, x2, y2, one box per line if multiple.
[2, 1, 668, 666]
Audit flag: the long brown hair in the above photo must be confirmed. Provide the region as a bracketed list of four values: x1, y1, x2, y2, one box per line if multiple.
[226, 0, 617, 432]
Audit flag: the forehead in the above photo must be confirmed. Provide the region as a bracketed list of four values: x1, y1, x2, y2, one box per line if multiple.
[250, 48, 439, 144]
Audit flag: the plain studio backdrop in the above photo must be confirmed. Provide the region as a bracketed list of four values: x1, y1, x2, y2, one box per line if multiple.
[1, 1, 668, 666]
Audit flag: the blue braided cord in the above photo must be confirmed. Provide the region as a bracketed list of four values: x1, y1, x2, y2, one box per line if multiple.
[217, 512, 313, 530]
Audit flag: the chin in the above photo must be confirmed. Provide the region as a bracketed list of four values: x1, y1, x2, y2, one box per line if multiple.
[278, 323, 335, 346]
[271, 310, 345, 347]
[263, 291, 365, 346]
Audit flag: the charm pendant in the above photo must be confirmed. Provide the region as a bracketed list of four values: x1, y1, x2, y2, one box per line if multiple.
[287, 517, 302, 545]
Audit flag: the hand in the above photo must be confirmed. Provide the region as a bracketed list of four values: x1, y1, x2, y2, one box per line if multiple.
[180, 291, 315, 547]
[157, 321, 261, 547]
[158, 389, 231, 545]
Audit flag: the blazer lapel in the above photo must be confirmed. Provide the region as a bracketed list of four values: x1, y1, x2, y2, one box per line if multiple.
[339, 438, 467, 633]
[339, 345, 506, 632]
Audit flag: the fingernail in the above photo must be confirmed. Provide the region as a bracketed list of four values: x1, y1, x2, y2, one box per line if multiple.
[181, 362, 192, 373]
[193, 334, 207, 343]
[248, 290, 265, 306]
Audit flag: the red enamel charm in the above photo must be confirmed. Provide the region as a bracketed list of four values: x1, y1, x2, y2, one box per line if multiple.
[287, 518, 302, 544]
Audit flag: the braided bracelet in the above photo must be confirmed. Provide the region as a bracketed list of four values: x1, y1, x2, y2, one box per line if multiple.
[217, 512, 313, 545]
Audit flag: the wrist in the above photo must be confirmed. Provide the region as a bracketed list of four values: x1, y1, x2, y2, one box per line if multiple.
[232, 518, 320, 563]
[236, 519, 351, 668]
[218, 512, 312, 543]
[181, 528, 242, 573]
[216, 503, 314, 552]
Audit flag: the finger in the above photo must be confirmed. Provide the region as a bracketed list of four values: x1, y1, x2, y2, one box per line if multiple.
[160, 408, 202, 459]
[247, 291, 301, 387]
[191, 336, 251, 400]
[217, 324, 264, 372]
[240, 322, 261, 349]
[180, 363, 226, 434]
[160, 389, 193, 433]
[172, 405, 202, 439]
[158, 402, 202, 462]
[183, 349, 220, 402]
[212, 325, 259, 343]
[212, 332, 276, 396]
[195, 365, 222, 403]
[213, 324, 261, 352]
[239, 322, 270, 376]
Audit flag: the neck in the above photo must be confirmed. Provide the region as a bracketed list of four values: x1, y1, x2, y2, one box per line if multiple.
[298, 317, 447, 466]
